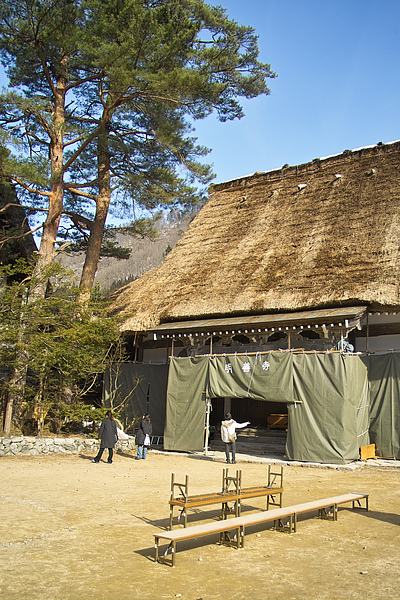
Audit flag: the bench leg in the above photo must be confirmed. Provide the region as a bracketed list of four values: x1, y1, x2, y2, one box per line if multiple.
[171, 541, 176, 567]
[219, 528, 241, 548]
[289, 513, 295, 533]
[240, 525, 245, 548]
[169, 506, 188, 529]
[274, 513, 295, 534]
[155, 537, 160, 563]
[267, 491, 283, 509]
[318, 504, 337, 521]
[222, 501, 238, 519]
[353, 496, 369, 511]
[177, 507, 188, 527]
[161, 541, 176, 567]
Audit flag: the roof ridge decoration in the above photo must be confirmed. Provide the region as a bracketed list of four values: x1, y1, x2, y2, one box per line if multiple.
[210, 139, 400, 192]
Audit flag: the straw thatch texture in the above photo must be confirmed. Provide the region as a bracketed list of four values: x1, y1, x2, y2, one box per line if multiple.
[111, 141, 400, 332]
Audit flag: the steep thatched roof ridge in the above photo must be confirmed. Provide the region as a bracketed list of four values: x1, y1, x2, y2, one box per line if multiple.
[111, 140, 400, 332]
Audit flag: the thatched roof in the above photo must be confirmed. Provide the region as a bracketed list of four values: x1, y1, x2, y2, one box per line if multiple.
[111, 140, 400, 333]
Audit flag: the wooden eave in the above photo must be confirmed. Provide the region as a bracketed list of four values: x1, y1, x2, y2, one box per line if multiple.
[150, 306, 367, 339]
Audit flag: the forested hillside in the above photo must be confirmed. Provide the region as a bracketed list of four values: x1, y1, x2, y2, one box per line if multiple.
[61, 210, 196, 296]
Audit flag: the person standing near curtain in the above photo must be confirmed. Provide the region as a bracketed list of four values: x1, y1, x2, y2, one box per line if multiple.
[136, 413, 152, 460]
[92, 410, 118, 464]
[220, 413, 250, 464]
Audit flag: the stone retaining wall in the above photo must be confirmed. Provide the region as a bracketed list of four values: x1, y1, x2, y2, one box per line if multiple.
[0, 436, 136, 456]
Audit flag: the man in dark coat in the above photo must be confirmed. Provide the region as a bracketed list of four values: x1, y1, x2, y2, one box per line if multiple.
[92, 410, 118, 464]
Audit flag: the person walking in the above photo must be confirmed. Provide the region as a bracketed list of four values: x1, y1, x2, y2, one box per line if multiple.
[136, 413, 152, 460]
[92, 410, 118, 464]
[220, 413, 250, 464]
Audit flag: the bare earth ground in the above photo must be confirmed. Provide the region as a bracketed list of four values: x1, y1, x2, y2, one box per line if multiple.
[1, 448, 399, 600]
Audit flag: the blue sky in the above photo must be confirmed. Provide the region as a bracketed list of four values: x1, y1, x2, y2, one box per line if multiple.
[194, 0, 400, 183]
[1, 0, 399, 187]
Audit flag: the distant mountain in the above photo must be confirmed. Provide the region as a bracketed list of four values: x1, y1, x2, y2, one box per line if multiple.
[60, 210, 197, 296]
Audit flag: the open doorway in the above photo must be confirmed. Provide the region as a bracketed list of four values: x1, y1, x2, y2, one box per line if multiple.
[208, 397, 288, 459]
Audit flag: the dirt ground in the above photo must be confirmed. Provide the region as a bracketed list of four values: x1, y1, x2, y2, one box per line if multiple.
[1, 447, 399, 600]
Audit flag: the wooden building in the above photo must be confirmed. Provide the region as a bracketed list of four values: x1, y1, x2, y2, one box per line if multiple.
[109, 140, 400, 462]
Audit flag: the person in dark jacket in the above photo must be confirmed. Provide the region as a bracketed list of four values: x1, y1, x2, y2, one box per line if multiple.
[92, 410, 118, 464]
[136, 413, 152, 460]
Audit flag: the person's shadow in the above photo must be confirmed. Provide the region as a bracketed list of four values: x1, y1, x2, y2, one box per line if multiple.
[79, 454, 95, 461]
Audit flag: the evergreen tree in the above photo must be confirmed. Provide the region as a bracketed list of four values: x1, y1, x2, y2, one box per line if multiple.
[68, 0, 275, 298]
[0, 0, 275, 431]
[0, 260, 124, 434]
[0, 0, 275, 299]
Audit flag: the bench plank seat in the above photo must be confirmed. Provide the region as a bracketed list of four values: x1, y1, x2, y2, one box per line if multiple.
[169, 466, 284, 528]
[170, 486, 284, 508]
[156, 492, 369, 566]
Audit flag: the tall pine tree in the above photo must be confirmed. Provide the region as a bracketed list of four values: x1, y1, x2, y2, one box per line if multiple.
[0, 0, 275, 299]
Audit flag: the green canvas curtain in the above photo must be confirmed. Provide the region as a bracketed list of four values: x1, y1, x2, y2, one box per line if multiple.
[287, 353, 370, 464]
[164, 353, 293, 451]
[164, 357, 209, 451]
[367, 353, 400, 458]
[165, 353, 370, 463]
[207, 352, 294, 401]
[103, 363, 168, 436]
[104, 352, 400, 463]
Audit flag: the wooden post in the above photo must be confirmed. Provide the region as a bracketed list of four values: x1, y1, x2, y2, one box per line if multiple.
[224, 397, 231, 416]
[133, 331, 138, 362]
[204, 396, 211, 456]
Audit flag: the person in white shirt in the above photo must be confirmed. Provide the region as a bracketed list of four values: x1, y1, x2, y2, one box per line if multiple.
[220, 413, 250, 464]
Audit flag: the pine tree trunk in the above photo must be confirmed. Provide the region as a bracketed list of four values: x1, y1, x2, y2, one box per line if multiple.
[3, 352, 29, 437]
[3, 284, 29, 437]
[4, 78, 67, 433]
[79, 121, 111, 302]
[31, 78, 66, 297]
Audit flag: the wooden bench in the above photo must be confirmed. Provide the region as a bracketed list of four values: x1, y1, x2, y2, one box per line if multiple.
[155, 492, 368, 566]
[169, 465, 284, 529]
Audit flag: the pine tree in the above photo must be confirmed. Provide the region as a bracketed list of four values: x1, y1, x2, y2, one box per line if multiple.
[0, 260, 124, 434]
[0, 0, 275, 299]
[0, 0, 275, 431]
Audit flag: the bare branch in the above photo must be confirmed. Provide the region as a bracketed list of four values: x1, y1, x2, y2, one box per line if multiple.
[0, 223, 43, 248]
[0, 202, 49, 214]
[67, 187, 97, 200]
[64, 212, 93, 230]
[11, 177, 52, 198]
